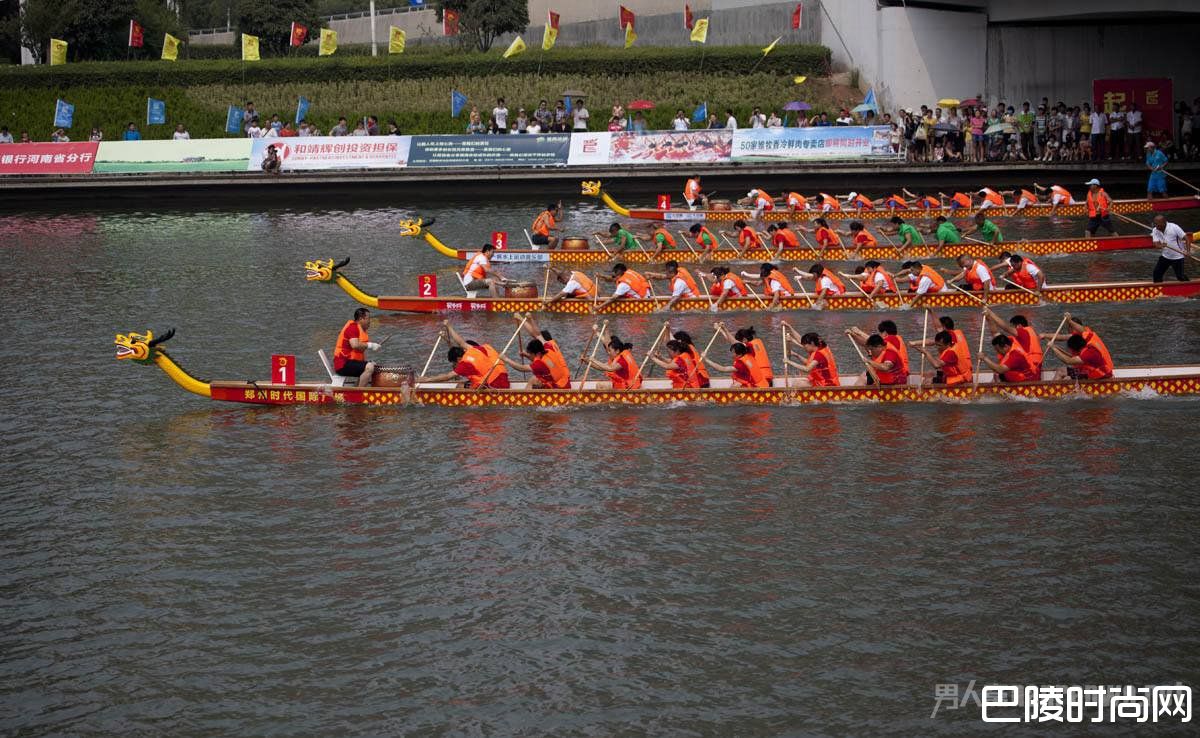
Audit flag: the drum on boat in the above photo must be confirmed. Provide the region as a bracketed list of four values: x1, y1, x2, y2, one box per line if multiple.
[371, 366, 414, 387]
[709, 199, 733, 211]
[560, 236, 590, 250]
[504, 281, 539, 298]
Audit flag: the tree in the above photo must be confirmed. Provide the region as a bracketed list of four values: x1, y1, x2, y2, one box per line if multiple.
[437, 0, 528, 53]
[236, 0, 320, 54]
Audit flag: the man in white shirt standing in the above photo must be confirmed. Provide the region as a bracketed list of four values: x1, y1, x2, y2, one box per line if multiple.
[493, 98, 509, 134]
[1151, 215, 1192, 283]
[572, 99, 589, 131]
[749, 107, 766, 128]
[725, 108, 738, 129]
[1089, 107, 1107, 161]
[1109, 103, 1126, 160]
[1126, 103, 1143, 154]
[672, 109, 690, 131]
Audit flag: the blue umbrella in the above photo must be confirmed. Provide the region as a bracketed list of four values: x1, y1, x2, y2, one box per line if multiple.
[851, 103, 876, 114]
[784, 101, 811, 111]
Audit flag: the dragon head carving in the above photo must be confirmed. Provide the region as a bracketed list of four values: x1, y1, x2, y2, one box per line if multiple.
[305, 257, 349, 283]
[115, 328, 174, 365]
[398, 218, 422, 237]
[580, 180, 602, 197]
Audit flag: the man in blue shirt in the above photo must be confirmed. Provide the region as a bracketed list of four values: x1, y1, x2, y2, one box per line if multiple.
[1145, 141, 1169, 199]
[122, 122, 141, 141]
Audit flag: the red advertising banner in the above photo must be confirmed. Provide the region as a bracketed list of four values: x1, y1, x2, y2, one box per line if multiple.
[1093, 78, 1174, 141]
[0, 142, 99, 175]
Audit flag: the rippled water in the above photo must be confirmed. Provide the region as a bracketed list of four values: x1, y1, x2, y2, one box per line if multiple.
[2, 192, 1199, 735]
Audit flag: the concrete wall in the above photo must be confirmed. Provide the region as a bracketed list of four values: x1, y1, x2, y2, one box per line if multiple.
[877, 7, 985, 110]
[986, 22, 1200, 107]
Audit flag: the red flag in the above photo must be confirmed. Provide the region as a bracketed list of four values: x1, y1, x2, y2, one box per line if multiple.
[290, 22, 308, 47]
[128, 20, 144, 48]
[619, 5, 635, 31]
[684, 4, 694, 30]
[443, 9, 460, 36]
[548, 10, 560, 30]
[792, 4, 803, 30]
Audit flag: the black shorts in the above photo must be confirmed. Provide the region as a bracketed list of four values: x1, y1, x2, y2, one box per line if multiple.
[531, 233, 550, 245]
[336, 359, 369, 378]
[1086, 215, 1114, 233]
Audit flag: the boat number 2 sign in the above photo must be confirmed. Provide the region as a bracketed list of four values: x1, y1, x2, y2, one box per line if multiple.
[272, 354, 296, 386]
[418, 274, 438, 297]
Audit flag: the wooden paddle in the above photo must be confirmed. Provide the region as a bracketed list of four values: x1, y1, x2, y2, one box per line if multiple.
[839, 271, 888, 310]
[719, 231, 746, 256]
[947, 280, 989, 307]
[419, 334, 443, 378]
[1002, 277, 1058, 304]
[579, 320, 608, 388]
[918, 309, 929, 379]
[973, 309, 988, 387]
[541, 267, 551, 299]
[631, 322, 670, 392]
[591, 234, 614, 257]
[1111, 211, 1200, 263]
[1044, 314, 1070, 355]
[781, 325, 790, 390]
[847, 337, 879, 385]
[697, 272, 717, 310]
[1164, 169, 1200, 194]
[741, 279, 771, 310]
[474, 315, 528, 393]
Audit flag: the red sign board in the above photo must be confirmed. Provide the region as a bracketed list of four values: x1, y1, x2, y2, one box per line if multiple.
[0, 142, 99, 175]
[1093, 78, 1174, 142]
[491, 231, 507, 250]
[657, 194, 671, 210]
[272, 354, 296, 385]
[418, 273, 438, 297]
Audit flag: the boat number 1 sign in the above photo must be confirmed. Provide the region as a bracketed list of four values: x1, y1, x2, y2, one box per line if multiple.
[272, 354, 296, 386]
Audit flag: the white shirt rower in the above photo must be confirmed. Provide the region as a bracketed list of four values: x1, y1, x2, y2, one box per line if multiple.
[671, 276, 695, 298]
[612, 281, 644, 299]
[1152, 221, 1190, 261]
[908, 273, 951, 295]
[970, 261, 994, 289]
[561, 275, 586, 295]
[722, 276, 745, 296]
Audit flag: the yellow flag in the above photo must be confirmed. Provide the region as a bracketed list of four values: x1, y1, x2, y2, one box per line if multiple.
[624, 23, 636, 49]
[241, 33, 259, 61]
[793, 75, 807, 85]
[690, 18, 708, 44]
[542, 25, 557, 51]
[49, 38, 67, 65]
[389, 26, 405, 54]
[319, 28, 337, 56]
[502, 35, 526, 59]
[762, 36, 781, 56]
[162, 33, 180, 62]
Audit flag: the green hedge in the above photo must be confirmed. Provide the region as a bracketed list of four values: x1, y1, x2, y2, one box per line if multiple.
[0, 44, 831, 89]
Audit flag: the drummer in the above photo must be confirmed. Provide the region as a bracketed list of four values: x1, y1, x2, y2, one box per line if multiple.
[543, 267, 597, 305]
[531, 201, 563, 249]
[593, 222, 639, 253]
[461, 243, 507, 298]
[417, 321, 510, 389]
[332, 307, 382, 388]
[594, 262, 652, 311]
[683, 174, 709, 210]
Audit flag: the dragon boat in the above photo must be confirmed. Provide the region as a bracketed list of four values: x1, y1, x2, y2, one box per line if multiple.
[305, 257, 1200, 315]
[580, 180, 1200, 224]
[115, 329, 1200, 409]
[403, 218, 1153, 265]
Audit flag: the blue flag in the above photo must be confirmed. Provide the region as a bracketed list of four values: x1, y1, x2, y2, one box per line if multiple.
[295, 96, 310, 124]
[409, 0, 425, 6]
[147, 98, 166, 125]
[862, 88, 877, 112]
[225, 105, 244, 134]
[451, 90, 468, 118]
[564, 96, 572, 114]
[53, 99, 74, 128]
[692, 102, 708, 123]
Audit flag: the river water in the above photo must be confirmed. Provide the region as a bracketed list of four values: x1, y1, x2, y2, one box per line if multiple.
[2, 191, 1199, 735]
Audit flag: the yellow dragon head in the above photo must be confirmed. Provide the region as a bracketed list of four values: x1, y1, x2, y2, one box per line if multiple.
[580, 180, 602, 198]
[115, 328, 174, 364]
[305, 257, 349, 283]
[397, 218, 423, 237]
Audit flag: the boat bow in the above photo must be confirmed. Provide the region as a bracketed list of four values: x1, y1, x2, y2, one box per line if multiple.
[581, 180, 631, 217]
[115, 328, 212, 398]
[305, 257, 381, 308]
[399, 218, 458, 259]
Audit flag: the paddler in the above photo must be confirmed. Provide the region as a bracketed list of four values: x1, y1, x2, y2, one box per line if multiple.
[781, 324, 840, 386]
[1083, 178, 1118, 237]
[645, 223, 677, 259]
[816, 192, 842, 212]
[993, 252, 1046, 290]
[715, 324, 774, 386]
[909, 316, 973, 381]
[531, 201, 563, 249]
[784, 191, 811, 213]
[960, 211, 1004, 244]
[1039, 313, 1113, 376]
[911, 331, 971, 386]
[896, 260, 949, 300]
[849, 332, 906, 385]
[793, 263, 847, 301]
[1033, 182, 1078, 215]
[847, 260, 898, 298]
[979, 334, 1038, 383]
[902, 188, 943, 209]
[1049, 334, 1115, 381]
[461, 243, 509, 298]
[704, 337, 770, 388]
[984, 308, 1043, 373]
[508, 312, 572, 387]
[930, 215, 962, 251]
[709, 265, 749, 311]
[543, 267, 598, 305]
[880, 191, 910, 210]
[683, 174, 709, 210]
[740, 188, 775, 219]
[795, 218, 843, 251]
[879, 216, 926, 255]
[944, 253, 996, 295]
[580, 331, 643, 389]
[649, 339, 702, 388]
[938, 191, 974, 211]
[721, 219, 765, 252]
[670, 328, 711, 387]
[835, 221, 879, 258]
[332, 307, 382, 388]
[418, 321, 511, 389]
[499, 338, 571, 389]
[743, 262, 795, 308]
[688, 222, 720, 254]
[593, 222, 639, 253]
[974, 187, 1007, 210]
[595, 262, 651, 311]
[844, 191, 876, 211]
[766, 222, 801, 251]
[642, 260, 700, 311]
[850, 320, 909, 377]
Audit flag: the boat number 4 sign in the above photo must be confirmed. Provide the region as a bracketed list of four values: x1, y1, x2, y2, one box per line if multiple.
[272, 354, 296, 386]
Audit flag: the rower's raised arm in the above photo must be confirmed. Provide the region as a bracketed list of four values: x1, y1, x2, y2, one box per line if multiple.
[443, 321, 470, 350]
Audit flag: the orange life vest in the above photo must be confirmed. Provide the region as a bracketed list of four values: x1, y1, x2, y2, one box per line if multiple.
[815, 227, 842, 247]
[884, 333, 909, 375]
[951, 192, 972, 208]
[773, 227, 800, 248]
[460, 345, 510, 388]
[786, 192, 808, 209]
[1018, 189, 1038, 203]
[916, 265, 946, 293]
[1078, 329, 1113, 376]
[667, 352, 701, 388]
[334, 320, 367, 368]
[810, 346, 840, 386]
[1086, 189, 1111, 217]
[1009, 258, 1040, 291]
[532, 350, 570, 389]
[684, 178, 701, 201]
[720, 272, 748, 296]
[1013, 325, 1043, 373]
[673, 267, 700, 298]
[998, 342, 1037, 382]
[695, 226, 719, 249]
[964, 259, 994, 291]
[750, 189, 774, 210]
[980, 188, 1005, 207]
[817, 271, 846, 296]
[865, 266, 898, 294]
[938, 346, 969, 385]
[652, 227, 676, 248]
[886, 194, 909, 209]
[1050, 185, 1074, 202]
[616, 269, 651, 298]
[1075, 344, 1115, 379]
[818, 193, 841, 211]
[748, 338, 773, 382]
[567, 270, 597, 298]
[875, 346, 905, 385]
[463, 252, 489, 281]
[851, 194, 874, 209]
[949, 329, 972, 374]
[542, 339, 571, 384]
[738, 226, 763, 249]
[531, 209, 555, 237]
[733, 354, 770, 388]
[916, 196, 941, 209]
[764, 269, 794, 297]
[607, 348, 643, 389]
[687, 344, 711, 385]
[853, 230, 879, 248]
